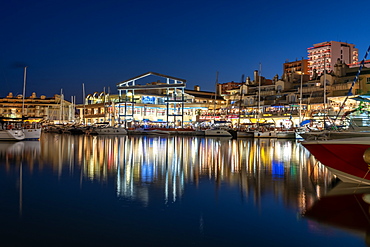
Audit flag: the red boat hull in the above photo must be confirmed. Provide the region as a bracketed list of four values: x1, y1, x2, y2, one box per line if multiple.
[303, 142, 370, 184]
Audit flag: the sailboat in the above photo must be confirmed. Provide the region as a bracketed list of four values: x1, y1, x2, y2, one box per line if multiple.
[20, 66, 42, 140]
[253, 65, 277, 138]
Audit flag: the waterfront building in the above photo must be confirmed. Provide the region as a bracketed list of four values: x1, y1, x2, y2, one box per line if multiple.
[78, 44, 370, 130]
[221, 57, 370, 129]
[0, 92, 75, 123]
[78, 72, 227, 127]
[307, 41, 359, 79]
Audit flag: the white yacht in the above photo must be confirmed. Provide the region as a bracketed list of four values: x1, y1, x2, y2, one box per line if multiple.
[0, 125, 25, 141]
[204, 127, 232, 137]
[23, 122, 42, 140]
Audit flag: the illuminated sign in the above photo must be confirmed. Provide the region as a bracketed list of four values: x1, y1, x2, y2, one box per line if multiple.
[142, 96, 155, 104]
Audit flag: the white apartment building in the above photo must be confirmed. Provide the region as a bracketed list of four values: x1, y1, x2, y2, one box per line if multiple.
[307, 41, 358, 78]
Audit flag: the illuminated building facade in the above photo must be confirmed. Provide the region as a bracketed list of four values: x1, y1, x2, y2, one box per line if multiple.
[0, 92, 74, 123]
[218, 81, 243, 95]
[78, 72, 226, 126]
[283, 59, 309, 76]
[307, 41, 358, 78]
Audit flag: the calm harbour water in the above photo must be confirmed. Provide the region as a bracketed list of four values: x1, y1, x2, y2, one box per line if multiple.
[0, 133, 367, 247]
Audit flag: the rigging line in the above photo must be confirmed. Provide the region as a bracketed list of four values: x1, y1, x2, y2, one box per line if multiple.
[354, 169, 370, 193]
[354, 194, 370, 225]
[334, 45, 370, 121]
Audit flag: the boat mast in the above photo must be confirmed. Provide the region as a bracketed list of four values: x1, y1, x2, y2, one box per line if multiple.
[323, 56, 327, 116]
[82, 83, 86, 125]
[299, 68, 303, 124]
[103, 87, 106, 123]
[323, 54, 330, 129]
[213, 71, 218, 123]
[258, 63, 261, 119]
[22, 66, 28, 117]
[238, 83, 244, 130]
[60, 88, 64, 123]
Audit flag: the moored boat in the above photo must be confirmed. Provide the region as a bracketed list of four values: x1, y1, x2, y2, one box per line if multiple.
[95, 125, 128, 135]
[22, 121, 42, 140]
[0, 117, 41, 140]
[300, 130, 370, 141]
[0, 123, 25, 141]
[236, 130, 254, 138]
[302, 137, 370, 185]
[254, 130, 277, 138]
[204, 127, 232, 137]
[276, 130, 296, 139]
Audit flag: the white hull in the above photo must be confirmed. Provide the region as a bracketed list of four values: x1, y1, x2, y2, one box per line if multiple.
[95, 127, 127, 135]
[23, 128, 42, 140]
[300, 130, 370, 141]
[254, 131, 277, 138]
[204, 129, 232, 137]
[0, 129, 25, 141]
[145, 130, 172, 135]
[276, 131, 296, 139]
[237, 131, 254, 138]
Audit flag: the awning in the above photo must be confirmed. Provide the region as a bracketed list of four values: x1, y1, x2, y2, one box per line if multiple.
[300, 119, 312, 126]
[350, 96, 370, 102]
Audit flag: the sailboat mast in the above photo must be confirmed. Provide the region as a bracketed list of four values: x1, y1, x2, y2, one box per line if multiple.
[22, 66, 28, 117]
[238, 84, 244, 130]
[82, 83, 86, 125]
[323, 56, 327, 112]
[299, 69, 303, 124]
[258, 63, 261, 117]
[213, 71, 218, 121]
[60, 88, 63, 123]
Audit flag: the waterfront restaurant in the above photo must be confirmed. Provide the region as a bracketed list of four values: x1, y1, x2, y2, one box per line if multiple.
[78, 72, 226, 128]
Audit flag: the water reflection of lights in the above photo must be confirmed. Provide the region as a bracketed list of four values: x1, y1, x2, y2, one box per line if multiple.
[4, 134, 335, 210]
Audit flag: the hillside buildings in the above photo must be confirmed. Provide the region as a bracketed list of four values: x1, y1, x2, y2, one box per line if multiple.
[2, 40, 365, 129]
[307, 41, 359, 79]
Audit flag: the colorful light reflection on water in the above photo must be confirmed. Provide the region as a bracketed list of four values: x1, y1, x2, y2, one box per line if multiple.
[0, 134, 367, 246]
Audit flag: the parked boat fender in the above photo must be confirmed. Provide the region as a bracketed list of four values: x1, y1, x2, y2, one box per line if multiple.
[363, 148, 370, 168]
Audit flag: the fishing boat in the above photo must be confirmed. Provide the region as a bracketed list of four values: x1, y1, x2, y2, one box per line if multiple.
[302, 137, 370, 185]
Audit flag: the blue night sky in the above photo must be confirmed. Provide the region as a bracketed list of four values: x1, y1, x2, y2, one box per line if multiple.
[1, 0, 370, 103]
